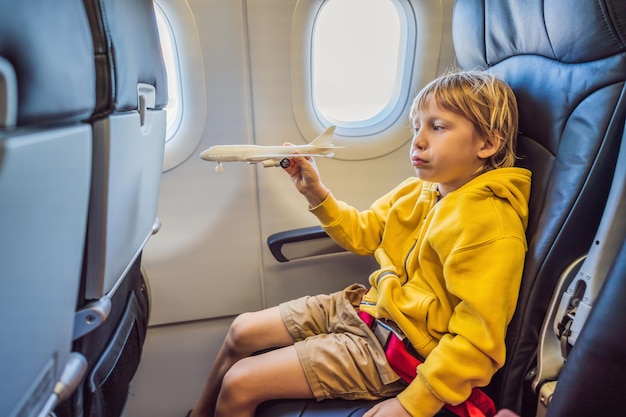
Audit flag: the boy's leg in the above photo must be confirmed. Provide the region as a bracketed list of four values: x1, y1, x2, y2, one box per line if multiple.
[191, 306, 295, 417]
[215, 345, 313, 417]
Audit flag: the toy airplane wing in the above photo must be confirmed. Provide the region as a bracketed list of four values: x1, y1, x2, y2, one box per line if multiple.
[244, 152, 335, 162]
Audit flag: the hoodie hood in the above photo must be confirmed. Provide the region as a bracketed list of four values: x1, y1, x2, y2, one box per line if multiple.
[443, 167, 532, 230]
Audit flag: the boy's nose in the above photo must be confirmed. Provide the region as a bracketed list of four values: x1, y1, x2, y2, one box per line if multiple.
[412, 134, 427, 151]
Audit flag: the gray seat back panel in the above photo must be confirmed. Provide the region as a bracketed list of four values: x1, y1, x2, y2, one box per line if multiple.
[0, 126, 92, 417]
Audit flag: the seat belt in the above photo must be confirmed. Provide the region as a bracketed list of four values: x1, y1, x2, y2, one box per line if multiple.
[359, 311, 496, 417]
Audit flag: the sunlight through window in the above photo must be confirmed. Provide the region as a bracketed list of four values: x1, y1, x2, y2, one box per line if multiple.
[313, 0, 405, 125]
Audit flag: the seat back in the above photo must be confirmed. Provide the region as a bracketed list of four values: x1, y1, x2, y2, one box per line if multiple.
[0, 0, 95, 415]
[452, 0, 626, 414]
[56, 1, 168, 416]
[82, 0, 168, 303]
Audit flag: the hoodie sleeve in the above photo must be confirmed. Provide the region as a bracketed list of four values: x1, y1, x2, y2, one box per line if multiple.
[397, 236, 527, 416]
[310, 178, 421, 256]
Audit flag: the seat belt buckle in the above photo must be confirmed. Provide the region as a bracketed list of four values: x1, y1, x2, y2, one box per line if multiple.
[375, 319, 406, 342]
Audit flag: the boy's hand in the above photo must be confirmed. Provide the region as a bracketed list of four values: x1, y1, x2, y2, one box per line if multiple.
[494, 410, 520, 417]
[363, 398, 411, 417]
[282, 143, 329, 207]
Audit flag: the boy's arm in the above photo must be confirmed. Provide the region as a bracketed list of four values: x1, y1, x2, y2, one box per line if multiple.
[284, 153, 416, 255]
[281, 150, 329, 207]
[308, 183, 409, 256]
[312, 178, 424, 257]
[391, 236, 526, 417]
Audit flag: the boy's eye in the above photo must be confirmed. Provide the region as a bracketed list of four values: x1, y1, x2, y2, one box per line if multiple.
[433, 124, 444, 131]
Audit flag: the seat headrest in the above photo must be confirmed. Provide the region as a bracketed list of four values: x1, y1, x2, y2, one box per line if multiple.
[453, 0, 626, 68]
[0, 0, 95, 126]
[84, 0, 168, 115]
[452, 0, 626, 177]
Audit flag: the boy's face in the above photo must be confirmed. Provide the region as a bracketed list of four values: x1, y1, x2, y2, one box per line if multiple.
[410, 97, 493, 197]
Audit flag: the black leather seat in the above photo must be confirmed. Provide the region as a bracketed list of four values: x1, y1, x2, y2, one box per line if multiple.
[258, 0, 626, 416]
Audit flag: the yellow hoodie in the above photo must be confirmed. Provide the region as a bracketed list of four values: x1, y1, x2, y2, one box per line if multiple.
[310, 167, 531, 417]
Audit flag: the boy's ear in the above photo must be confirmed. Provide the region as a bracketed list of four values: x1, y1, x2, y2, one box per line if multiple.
[477, 134, 502, 159]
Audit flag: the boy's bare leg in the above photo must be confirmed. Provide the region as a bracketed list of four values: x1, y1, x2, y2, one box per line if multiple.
[215, 345, 313, 417]
[190, 306, 297, 417]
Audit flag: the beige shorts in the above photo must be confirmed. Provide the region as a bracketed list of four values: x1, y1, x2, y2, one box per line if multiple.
[279, 283, 406, 401]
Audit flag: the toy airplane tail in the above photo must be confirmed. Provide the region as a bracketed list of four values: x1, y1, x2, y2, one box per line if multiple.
[309, 126, 336, 148]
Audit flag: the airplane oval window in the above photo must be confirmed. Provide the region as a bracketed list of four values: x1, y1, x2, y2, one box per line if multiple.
[312, 0, 404, 127]
[154, 0, 207, 172]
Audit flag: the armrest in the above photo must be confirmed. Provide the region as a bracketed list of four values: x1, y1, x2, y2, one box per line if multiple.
[267, 226, 346, 262]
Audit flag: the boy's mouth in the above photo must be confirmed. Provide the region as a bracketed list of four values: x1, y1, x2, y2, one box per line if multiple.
[412, 156, 429, 167]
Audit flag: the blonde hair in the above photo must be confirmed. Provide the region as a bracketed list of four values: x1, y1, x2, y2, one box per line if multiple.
[410, 70, 519, 170]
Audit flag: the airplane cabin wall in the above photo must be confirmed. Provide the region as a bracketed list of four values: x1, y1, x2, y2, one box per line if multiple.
[142, 0, 262, 326]
[124, 1, 456, 415]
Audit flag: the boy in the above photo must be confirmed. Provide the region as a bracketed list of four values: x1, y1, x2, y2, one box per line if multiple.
[189, 70, 531, 417]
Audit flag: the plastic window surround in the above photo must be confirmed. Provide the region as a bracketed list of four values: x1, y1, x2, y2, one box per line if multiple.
[155, 4, 183, 142]
[290, 0, 450, 160]
[154, 0, 207, 172]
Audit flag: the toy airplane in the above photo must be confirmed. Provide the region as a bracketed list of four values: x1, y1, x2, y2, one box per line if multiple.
[199, 126, 341, 173]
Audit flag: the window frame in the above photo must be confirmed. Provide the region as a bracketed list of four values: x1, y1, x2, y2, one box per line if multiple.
[310, 0, 415, 133]
[155, 3, 183, 142]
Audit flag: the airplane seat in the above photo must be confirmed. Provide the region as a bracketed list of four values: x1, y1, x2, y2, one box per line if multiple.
[451, 0, 625, 414]
[257, 0, 626, 416]
[53, 0, 168, 416]
[0, 1, 96, 416]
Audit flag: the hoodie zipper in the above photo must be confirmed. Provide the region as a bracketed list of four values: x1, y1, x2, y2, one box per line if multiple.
[402, 239, 417, 285]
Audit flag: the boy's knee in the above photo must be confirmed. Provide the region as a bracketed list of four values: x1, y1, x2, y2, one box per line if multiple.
[224, 312, 256, 354]
[218, 360, 259, 410]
